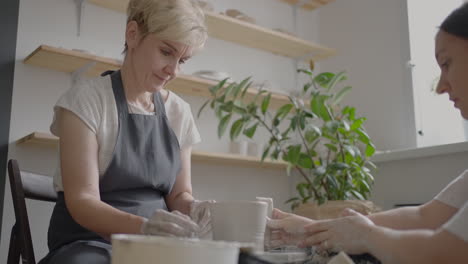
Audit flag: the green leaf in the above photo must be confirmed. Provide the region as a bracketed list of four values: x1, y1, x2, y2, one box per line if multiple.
[220, 101, 234, 113]
[197, 99, 211, 118]
[209, 78, 229, 95]
[261, 93, 272, 114]
[218, 114, 232, 138]
[253, 90, 268, 104]
[233, 77, 252, 98]
[303, 82, 313, 94]
[310, 94, 331, 121]
[243, 123, 258, 138]
[298, 153, 313, 169]
[333, 86, 352, 105]
[351, 118, 366, 131]
[287, 145, 302, 164]
[275, 104, 293, 120]
[230, 119, 244, 141]
[313, 72, 335, 88]
[329, 162, 350, 170]
[341, 120, 350, 131]
[366, 161, 377, 170]
[261, 145, 271, 161]
[325, 120, 341, 133]
[325, 143, 338, 152]
[232, 105, 247, 115]
[305, 130, 319, 144]
[240, 81, 253, 99]
[326, 71, 347, 91]
[356, 128, 370, 144]
[365, 143, 376, 157]
[350, 190, 365, 200]
[344, 145, 356, 157]
[296, 183, 309, 199]
[285, 197, 300, 204]
[297, 69, 313, 76]
[223, 82, 237, 98]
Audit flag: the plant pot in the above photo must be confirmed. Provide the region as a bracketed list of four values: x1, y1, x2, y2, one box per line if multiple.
[293, 200, 381, 220]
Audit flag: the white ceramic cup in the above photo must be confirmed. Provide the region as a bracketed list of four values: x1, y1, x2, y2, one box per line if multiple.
[230, 141, 248, 155]
[210, 201, 268, 250]
[111, 234, 239, 264]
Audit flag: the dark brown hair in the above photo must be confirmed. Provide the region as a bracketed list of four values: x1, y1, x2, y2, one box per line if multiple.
[440, 3, 468, 39]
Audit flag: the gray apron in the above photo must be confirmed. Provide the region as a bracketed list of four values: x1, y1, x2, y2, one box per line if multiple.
[41, 70, 181, 263]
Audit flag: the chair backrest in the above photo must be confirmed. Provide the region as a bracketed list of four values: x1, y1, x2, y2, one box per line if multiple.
[7, 159, 57, 264]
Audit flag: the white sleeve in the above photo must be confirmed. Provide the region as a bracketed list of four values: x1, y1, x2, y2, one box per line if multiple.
[434, 170, 468, 209]
[442, 200, 468, 242]
[179, 103, 201, 149]
[50, 79, 102, 136]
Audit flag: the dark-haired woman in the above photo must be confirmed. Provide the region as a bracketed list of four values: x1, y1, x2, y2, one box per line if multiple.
[267, 3, 468, 263]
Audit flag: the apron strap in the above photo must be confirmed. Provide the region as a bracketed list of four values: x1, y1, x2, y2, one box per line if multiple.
[153, 92, 167, 117]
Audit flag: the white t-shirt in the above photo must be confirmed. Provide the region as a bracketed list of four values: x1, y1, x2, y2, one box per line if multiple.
[50, 75, 201, 192]
[434, 170, 468, 242]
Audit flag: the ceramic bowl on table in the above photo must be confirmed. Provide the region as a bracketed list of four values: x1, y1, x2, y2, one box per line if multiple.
[111, 234, 240, 264]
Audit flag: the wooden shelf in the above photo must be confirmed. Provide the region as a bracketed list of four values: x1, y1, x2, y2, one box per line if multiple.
[24, 45, 297, 109]
[88, 0, 335, 61]
[278, 0, 335, 11]
[17, 132, 287, 170]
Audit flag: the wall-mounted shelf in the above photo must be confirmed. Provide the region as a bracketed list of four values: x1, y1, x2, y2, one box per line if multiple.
[24, 45, 299, 109]
[16, 132, 288, 170]
[278, 0, 335, 11]
[88, 0, 335, 61]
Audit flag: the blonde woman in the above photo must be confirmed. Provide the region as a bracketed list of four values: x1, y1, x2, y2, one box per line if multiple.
[39, 0, 209, 263]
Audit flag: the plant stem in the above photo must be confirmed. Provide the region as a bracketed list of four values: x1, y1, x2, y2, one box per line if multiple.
[254, 114, 322, 201]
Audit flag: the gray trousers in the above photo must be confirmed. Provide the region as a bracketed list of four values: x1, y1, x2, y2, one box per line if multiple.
[42, 240, 111, 264]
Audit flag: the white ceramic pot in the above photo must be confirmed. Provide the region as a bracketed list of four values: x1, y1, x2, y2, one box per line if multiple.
[210, 200, 267, 250]
[111, 234, 239, 264]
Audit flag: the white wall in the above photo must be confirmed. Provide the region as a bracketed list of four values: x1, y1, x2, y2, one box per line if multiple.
[317, 0, 417, 151]
[1, 0, 319, 260]
[372, 151, 467, 210]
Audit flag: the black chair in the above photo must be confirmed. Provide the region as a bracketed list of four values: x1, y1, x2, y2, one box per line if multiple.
[7, 159, 57, 264]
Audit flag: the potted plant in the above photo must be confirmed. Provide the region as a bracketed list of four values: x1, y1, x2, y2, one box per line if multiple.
[197, 68, 379, 219]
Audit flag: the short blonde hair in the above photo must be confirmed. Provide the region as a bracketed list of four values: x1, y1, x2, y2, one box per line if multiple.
[125, 0, 207, 53]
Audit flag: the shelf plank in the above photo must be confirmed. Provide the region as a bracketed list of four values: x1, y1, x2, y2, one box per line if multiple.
[16, 132, 287, 170]
[24, 45, 120, 77]
[23, 45, 298, 109]
[205, 11, 335, 61]
[87, 0, 335, 61]
[278, 0, 335, 11]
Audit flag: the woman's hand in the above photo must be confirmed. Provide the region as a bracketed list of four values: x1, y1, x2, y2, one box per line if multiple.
[266, 208, 315, 247]
[190, 200, 215, 239]
[140, 209, 200, 237]
[301, 208, 375, 254]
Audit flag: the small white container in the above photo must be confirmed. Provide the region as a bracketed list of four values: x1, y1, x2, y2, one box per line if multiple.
[210, 200, 268, 251]
[248, 142, 264, 157]
[230, 141, 248, 156]
[112, 234, 240, 264]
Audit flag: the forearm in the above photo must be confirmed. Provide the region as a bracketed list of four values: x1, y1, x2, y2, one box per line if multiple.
[368, 206, 424, 230]
[366, 226, 468, 264]
[369, 200, 457, 230]
[67, 194, 145, 237]
[166, 191, 193, 215]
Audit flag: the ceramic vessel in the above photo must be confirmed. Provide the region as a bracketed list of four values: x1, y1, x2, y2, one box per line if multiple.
[111, 234, 239, 264]
[210, 200, 268, 250]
